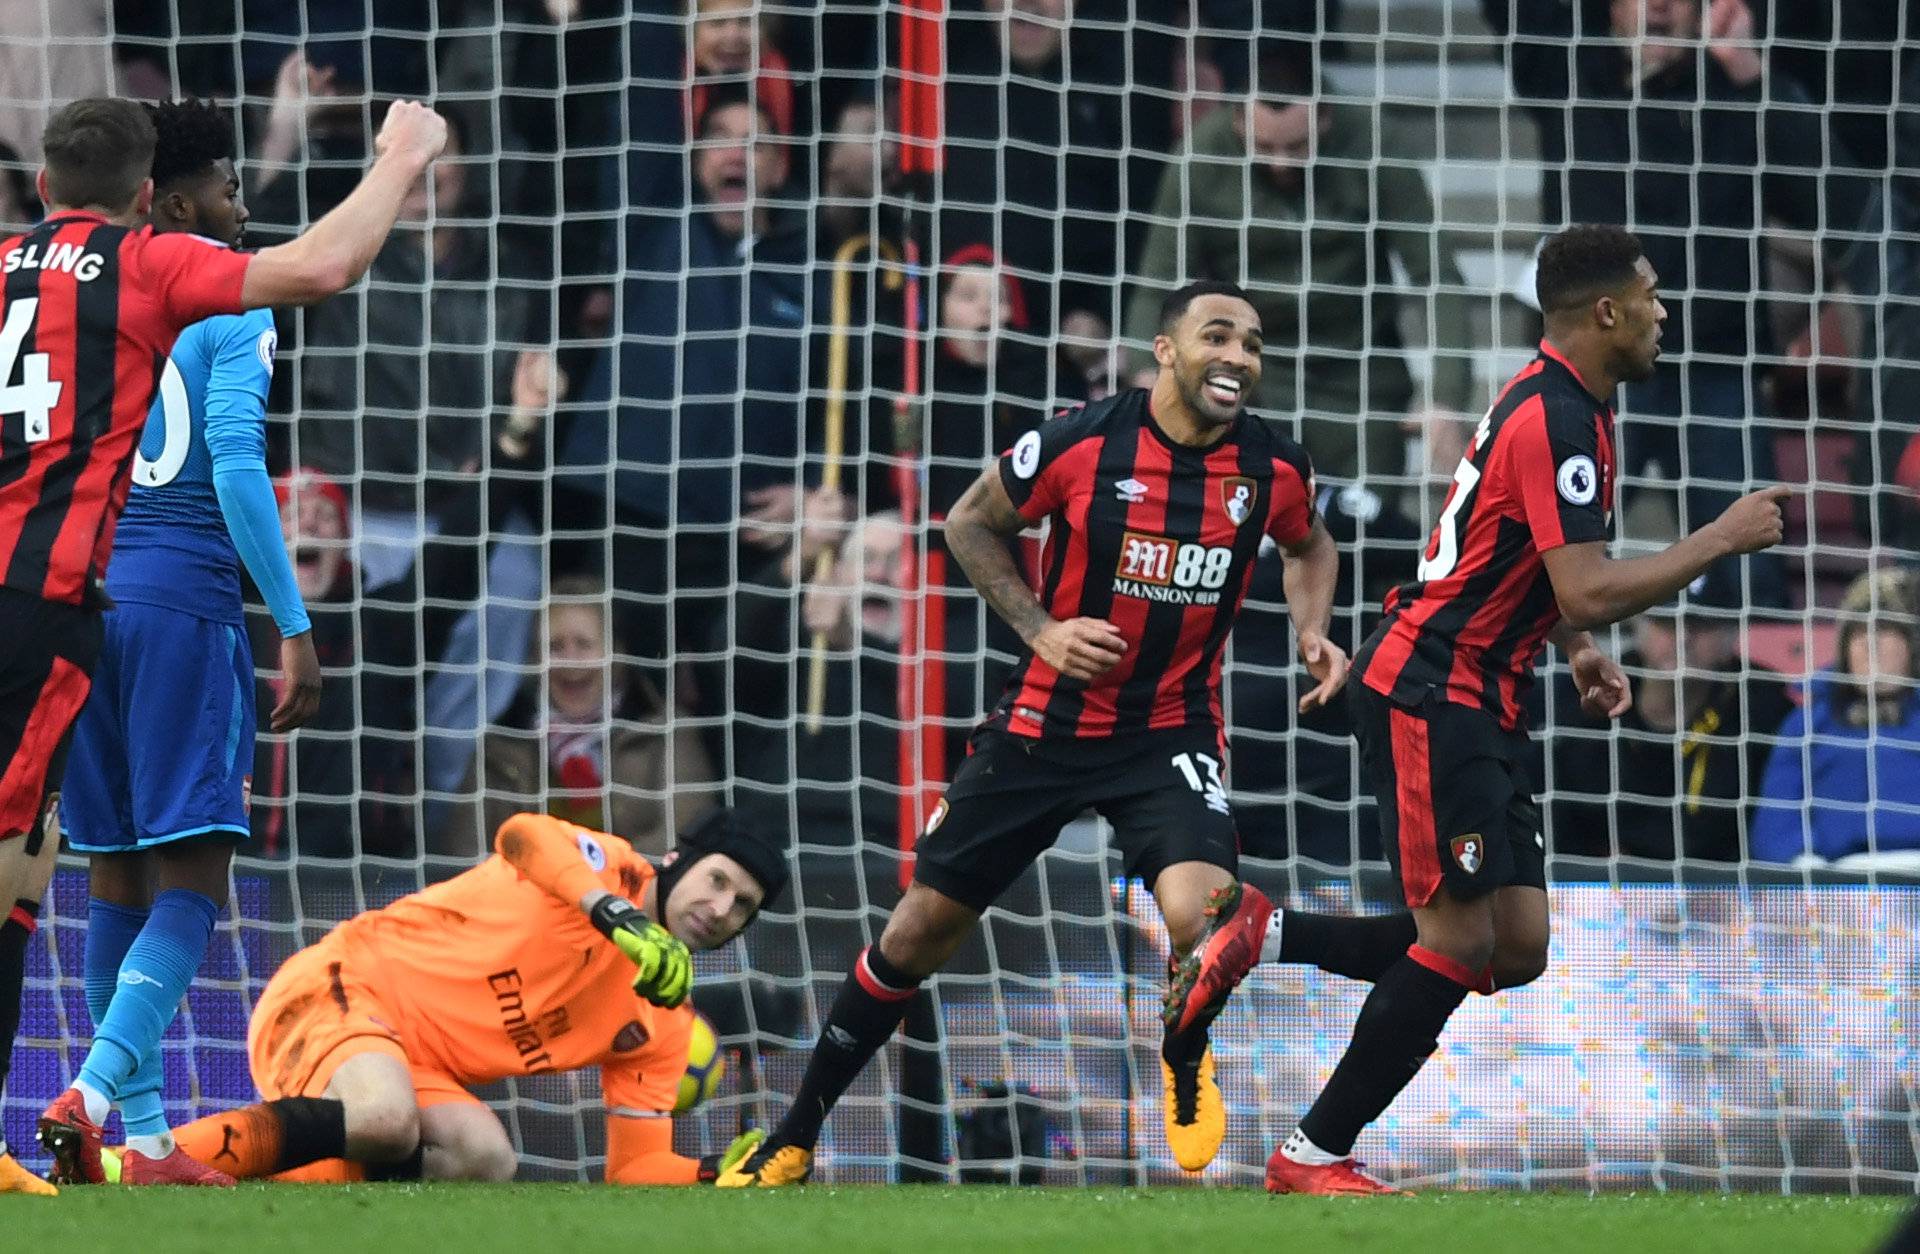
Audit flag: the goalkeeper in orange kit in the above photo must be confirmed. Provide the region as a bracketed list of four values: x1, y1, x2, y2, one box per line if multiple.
[153, 809, 787, 1185]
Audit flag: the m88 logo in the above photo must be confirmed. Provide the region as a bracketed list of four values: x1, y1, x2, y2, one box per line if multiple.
[1116, 531, 1233, 590]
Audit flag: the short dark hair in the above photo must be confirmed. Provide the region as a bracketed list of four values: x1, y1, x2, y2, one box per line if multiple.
[696, 81, 779, 138]
[1252, 37, 1319, 104]
[1159, 278, 1255, 333]
[1535, 224, 1645, 317]
[41, 97, 156, 212]
[143, 99, 234, 193]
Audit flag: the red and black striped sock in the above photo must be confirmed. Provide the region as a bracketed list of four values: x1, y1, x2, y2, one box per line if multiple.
[1295, 945, 1475, 1157]
[773, 946, 921, 1152]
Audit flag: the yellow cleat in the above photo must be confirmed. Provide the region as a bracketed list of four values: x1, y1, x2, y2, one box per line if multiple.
[1162, 1046, 1225, 1172]
[714, 1143, 813, 1188]
[0, 1150, 57, 1196]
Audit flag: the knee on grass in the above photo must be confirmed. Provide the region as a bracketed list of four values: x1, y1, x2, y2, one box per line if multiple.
[345, 1101, 421, 1164]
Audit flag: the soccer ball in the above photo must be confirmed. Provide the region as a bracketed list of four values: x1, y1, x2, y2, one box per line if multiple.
[674, 1012, 724, 1113]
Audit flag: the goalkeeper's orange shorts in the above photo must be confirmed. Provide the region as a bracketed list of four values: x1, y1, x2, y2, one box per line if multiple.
[248, 939, 472, 1110]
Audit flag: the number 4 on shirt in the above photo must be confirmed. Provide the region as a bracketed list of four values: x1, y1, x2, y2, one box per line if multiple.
[0, 297, 63, 443]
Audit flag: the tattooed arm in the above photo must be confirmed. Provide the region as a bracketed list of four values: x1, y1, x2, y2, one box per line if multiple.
[944, 467, 1126, 682]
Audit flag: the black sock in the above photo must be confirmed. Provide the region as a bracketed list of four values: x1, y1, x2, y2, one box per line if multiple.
[1280, 911, 1419, 983]
[0, 900, 39, 1151]
[268, 1097, 348, 1174]
[366, 1144, 424, 1182]
[774, 946, 921, 1151]
[1296, 946, 1473, 1157]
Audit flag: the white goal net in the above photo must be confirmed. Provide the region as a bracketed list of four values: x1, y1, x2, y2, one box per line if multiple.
[7, 0, 1918, 1192]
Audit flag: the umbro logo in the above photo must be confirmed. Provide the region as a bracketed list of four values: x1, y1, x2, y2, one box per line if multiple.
[1115, 478, 1149, 503]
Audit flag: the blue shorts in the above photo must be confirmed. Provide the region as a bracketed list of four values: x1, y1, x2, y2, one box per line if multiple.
[60, 602, 255, 853]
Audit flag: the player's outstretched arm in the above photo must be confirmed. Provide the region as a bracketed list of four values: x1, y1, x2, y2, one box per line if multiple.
[1539, 485, 1789, 631]
[944, 467, 1126, 682]
[240, 101, 447, 308]
[1278, 516, 1348, 712]
[495, 813, 691, 1007]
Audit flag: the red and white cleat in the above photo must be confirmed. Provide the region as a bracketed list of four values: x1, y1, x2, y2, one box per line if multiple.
[119, 1147, 237, 1187]
[1264, 1149, 1404, 1196]
[37, 1088, 106, 1185]
[1163, 881, 1272, 1037]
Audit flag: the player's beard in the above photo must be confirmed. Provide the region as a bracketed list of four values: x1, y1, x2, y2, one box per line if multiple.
[1177, 357, 1246, 427]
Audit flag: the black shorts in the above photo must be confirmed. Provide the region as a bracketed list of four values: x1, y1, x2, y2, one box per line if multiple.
[912, 726, 1240, 913]
[0, 585, 102, 843]
[1350, 681, 1545, 909]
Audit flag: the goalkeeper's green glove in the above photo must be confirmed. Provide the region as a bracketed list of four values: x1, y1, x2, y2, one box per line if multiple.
[588, 896, 692, 1008]
[698, 1129, 767, 1183]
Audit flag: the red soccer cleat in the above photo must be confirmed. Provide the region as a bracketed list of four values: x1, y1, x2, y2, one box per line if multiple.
[1163, 881, 1272, 1037]
[37, 1088, 106, 1185]
[1264, 1148, 1404, 1196]
[119, 1147, 238, 1187]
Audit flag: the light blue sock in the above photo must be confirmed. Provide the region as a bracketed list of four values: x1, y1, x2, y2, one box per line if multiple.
[76, 888, 219, 1135]
[84, 898, 149, 1034]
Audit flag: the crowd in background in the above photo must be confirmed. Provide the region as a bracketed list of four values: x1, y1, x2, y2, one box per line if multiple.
[1, 0, 1917, 871]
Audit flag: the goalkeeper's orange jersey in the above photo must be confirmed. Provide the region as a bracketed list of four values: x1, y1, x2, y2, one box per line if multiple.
[317, 814, 693, 1116]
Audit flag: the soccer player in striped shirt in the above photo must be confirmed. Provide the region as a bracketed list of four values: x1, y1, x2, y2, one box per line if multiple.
[1169, 224, 1790, 1194]
[36, 98, 323, 1187]
[0, 95, 446, 1195]
[721, 279, 1347, 1186]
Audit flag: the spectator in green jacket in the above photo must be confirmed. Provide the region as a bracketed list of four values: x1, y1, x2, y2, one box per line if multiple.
[1121, 38, 1478, 503]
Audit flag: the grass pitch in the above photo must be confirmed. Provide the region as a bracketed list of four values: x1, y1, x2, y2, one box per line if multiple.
[1, 1184, 1905, 1253]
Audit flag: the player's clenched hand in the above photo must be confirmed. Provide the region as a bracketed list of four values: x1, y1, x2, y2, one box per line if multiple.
[589, 897, 692, 1008]
[374, 100, 449, 167]
[1570, 644, 1632, 720]
[699, 1129, 766, 1183]
[1710, 485, 1790, 555]
[1030, 617, 1127, 681]
[1296, 629, 1349, 714]
[270, 632, 323, 733]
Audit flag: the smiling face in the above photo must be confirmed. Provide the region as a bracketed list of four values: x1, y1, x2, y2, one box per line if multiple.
[662, 851, 765, 949]
[545, 601, 610, 722]
[1155, 293, 1264, 428]
[691, 0, 757, 74]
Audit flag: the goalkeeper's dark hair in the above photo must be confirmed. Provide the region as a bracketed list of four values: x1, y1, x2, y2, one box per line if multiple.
[1534, 224, 1645, 319]
[143, 98, 235, 193]
[1159, 278, 1255, 334]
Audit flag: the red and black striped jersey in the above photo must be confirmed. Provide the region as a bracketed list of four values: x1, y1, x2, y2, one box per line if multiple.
[988, 388, 1317, 741]
[1354, 340, 1616, 731]
[0, 212, 251, 605]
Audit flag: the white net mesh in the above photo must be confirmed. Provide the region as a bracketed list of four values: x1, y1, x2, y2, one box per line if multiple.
[7, 0, 1920, 1191]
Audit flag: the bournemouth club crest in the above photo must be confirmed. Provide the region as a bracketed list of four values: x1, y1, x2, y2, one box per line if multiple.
[1222, 477, 1255, 526]
[1450, 834, 1484, 875]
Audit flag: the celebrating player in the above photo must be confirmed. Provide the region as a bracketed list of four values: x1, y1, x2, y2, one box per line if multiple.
[35, 98, 324, 1188]
[1173, 224, 1789, 1195]
[720, 279, 1346, 1187]
[0, 94, 446, 1196]
[147, 809, 782, 1185]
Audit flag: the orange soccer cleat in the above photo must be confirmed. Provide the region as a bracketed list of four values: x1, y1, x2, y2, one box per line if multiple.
[37, 1088, 106, 1185]
[0, 1149, 56, 1196]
